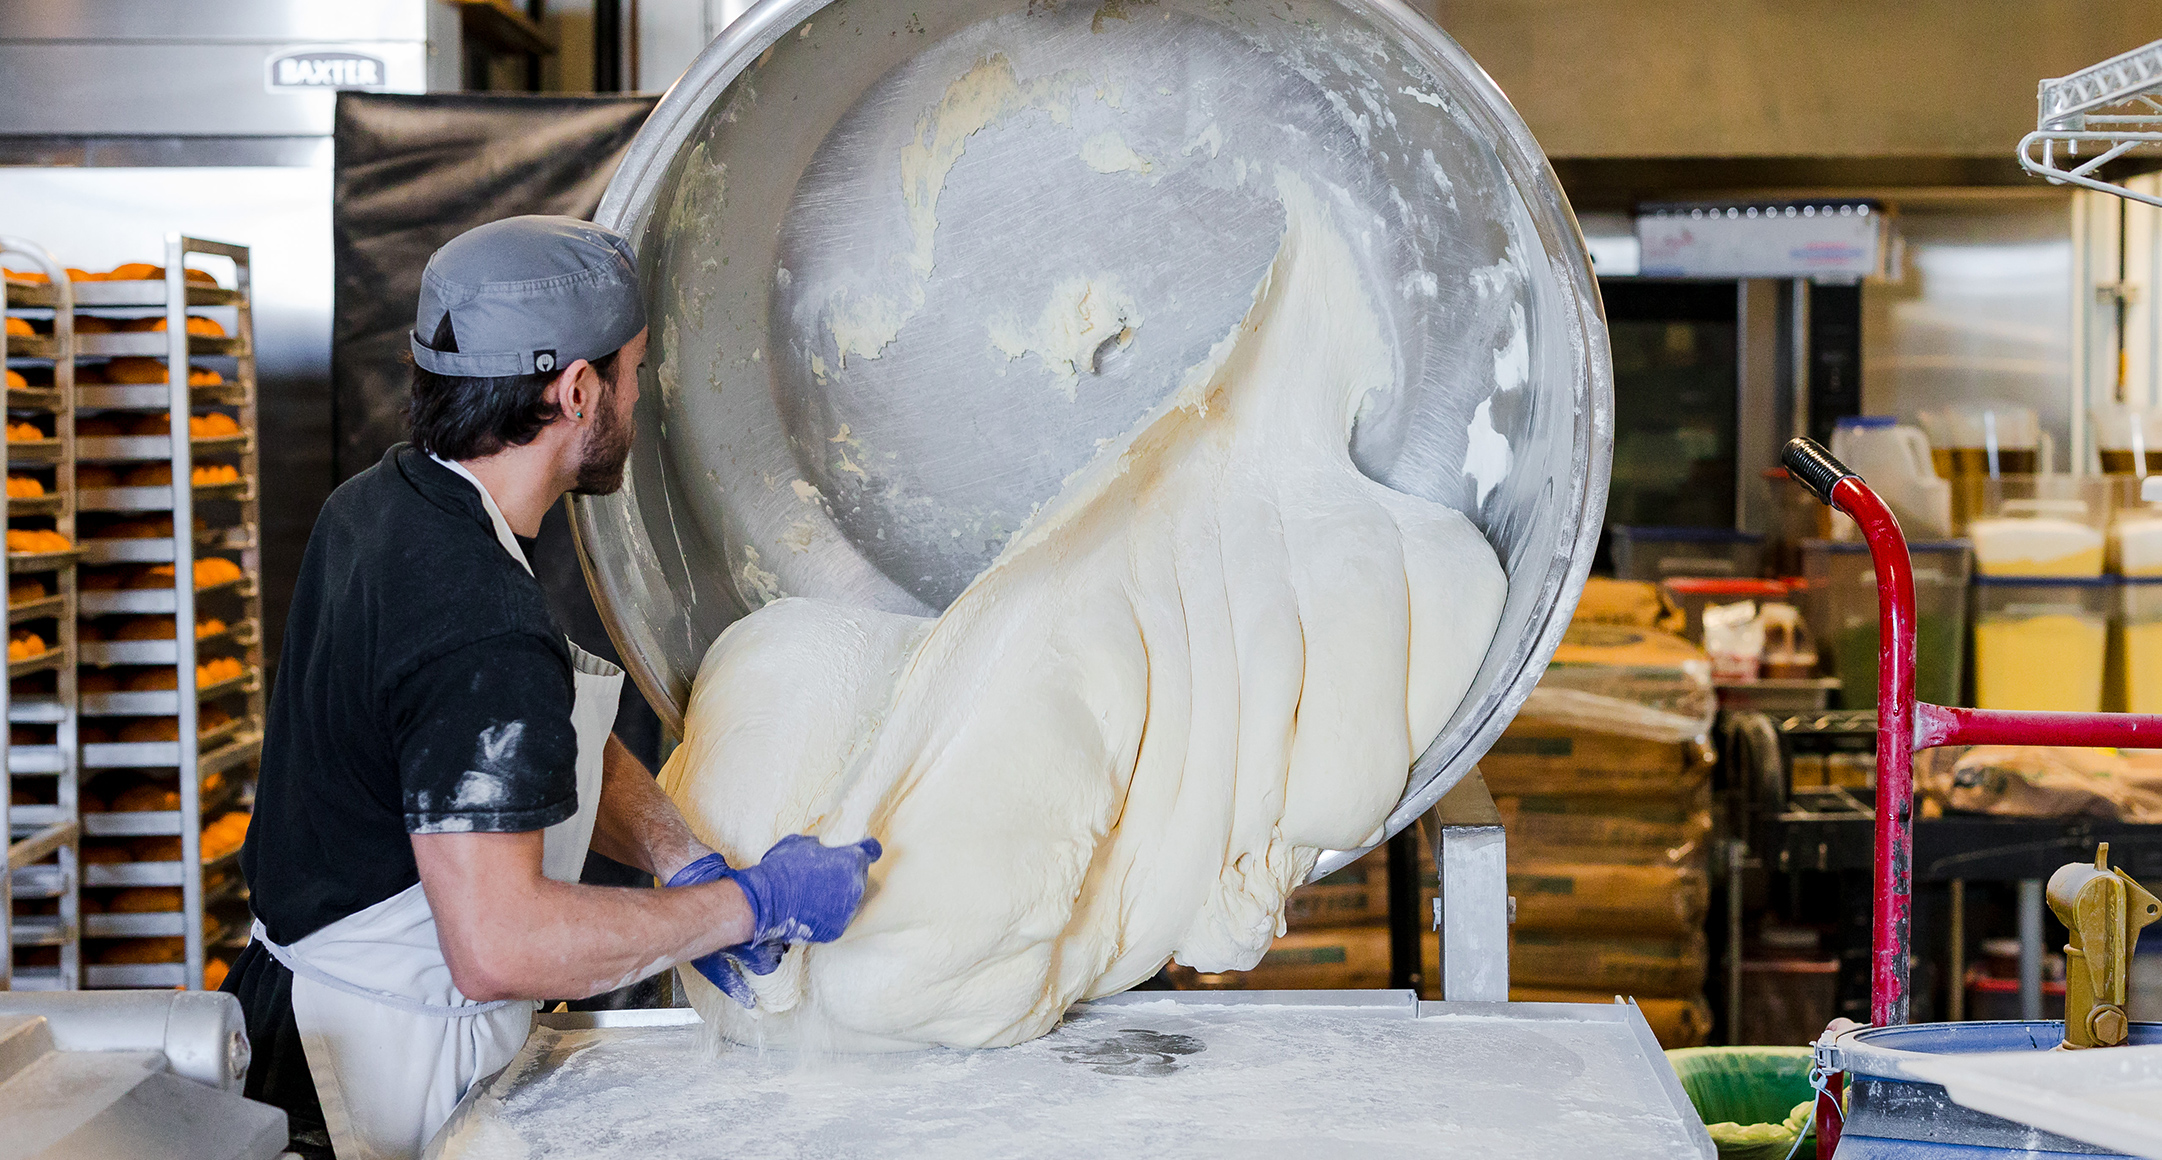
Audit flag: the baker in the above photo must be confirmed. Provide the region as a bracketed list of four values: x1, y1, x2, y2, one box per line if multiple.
[224, 216, 880, 1159]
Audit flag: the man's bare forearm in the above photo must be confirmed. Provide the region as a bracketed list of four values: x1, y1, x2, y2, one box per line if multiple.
[587, 733, 709, 880]
[414, 829, 753, 1001]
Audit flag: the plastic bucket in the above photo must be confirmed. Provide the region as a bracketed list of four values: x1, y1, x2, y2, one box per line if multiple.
[1666, 1046, 1817, 1159]
[1832, 1020, 2162, 1157]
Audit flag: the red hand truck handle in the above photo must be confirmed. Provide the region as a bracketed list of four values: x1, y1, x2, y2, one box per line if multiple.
[1783, 437, 1917, 1027]
[1780, 436, 2162, 1034]
[1782, 437, 1861, 506]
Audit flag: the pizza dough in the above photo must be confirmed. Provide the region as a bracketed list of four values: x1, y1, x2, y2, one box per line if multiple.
[660, 171, 1507, 1051]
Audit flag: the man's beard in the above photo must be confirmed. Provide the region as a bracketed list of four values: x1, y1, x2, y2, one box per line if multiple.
[571, 381, 635, 495]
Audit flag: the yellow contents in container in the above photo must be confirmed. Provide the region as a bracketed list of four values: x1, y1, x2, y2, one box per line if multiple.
[2116, 517, 2162, 576]
[1975, 612, 2107, 711]
[1970, 518, 2105, 577]
[2123, 620, 2162, 714]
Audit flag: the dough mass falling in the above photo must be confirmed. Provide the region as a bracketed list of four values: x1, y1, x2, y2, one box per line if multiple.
[659, 175, 1508, 1051]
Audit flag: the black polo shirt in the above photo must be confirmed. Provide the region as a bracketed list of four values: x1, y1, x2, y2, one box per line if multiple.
[241, 444, 580, 946]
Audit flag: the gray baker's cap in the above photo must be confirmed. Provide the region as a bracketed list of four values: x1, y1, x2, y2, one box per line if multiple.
[410, 215, 645, 378]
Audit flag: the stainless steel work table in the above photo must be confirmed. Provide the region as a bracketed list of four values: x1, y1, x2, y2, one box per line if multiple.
[428, 991, 1712, 1158]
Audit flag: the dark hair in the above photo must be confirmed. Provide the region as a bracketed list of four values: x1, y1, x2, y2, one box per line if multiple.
[407, 314, 621, 460]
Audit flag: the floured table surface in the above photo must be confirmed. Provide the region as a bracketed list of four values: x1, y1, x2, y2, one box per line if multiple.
[427, 993, 1711, 1159]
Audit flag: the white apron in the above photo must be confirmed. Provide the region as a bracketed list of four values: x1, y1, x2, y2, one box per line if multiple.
[253, 459, 624, 1160]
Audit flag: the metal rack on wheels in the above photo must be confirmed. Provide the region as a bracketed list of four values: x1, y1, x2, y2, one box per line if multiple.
[2, 237, 82, 991]
[71, 236, 262, 992]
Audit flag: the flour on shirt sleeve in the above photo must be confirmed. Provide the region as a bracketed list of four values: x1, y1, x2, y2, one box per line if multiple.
[409, 720, 551, 832]
[446, 721, 526, 809]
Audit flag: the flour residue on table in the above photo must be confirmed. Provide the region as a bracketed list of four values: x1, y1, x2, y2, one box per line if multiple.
[431, 1004, 1704, 1160]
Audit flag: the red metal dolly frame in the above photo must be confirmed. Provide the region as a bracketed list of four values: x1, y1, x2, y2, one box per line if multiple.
[1782, 437, 2162, 1153]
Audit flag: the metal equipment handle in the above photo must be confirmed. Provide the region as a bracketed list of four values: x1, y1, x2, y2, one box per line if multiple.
[1780, 437, 1858, 506]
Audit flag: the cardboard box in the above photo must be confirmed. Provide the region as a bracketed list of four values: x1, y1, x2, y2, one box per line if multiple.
[1570, 577, 1688, 633]
[1495, 789, 1713, 866]
[1170, 924, 1393, 992]
[1509, 988, 1713, 1049]
[1417, 789, 1713, 872]
[1547, 622, 1708, 671]
[1282, 849, 1391, 930]
[1504, 861, 1710, 935]
[1828, 751, 1875, 789]
[1480, 726, 1711, 798]
[1282, 882, 1388, 930]
[1510, 929, 1707, 998]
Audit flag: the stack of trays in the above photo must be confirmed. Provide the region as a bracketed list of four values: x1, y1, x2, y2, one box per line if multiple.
[4, 251, 82, 991]
[62, 251, 266, 991]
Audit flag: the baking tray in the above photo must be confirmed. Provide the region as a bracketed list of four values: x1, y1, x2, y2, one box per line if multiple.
[8, 863, 67, 898]
[75, 433, 248, 462]
[82, 722, 259, 771]
[5, 547, 79, 572]
[0, 439, 64, 465]
[78, 382, 246, 410]
[82, 861, 185, 888]
[4, 385, 65, 411]
[7, 744, 65, 775]
[83, 962, 186, 988]
[198, 733, 263, 778]
[7, 802, 65, 828]
[84, 911, 185, 939]
[7, 592, 67, 624]
[80, 774, 245, 835]
[66, 281, 242, 309]
[1, 968, 67, 990]
[81, 621, 244, 667]
[6, 697, 67, 724]
[76, 480, 250, 515]
[82, 670, 261, 718]
[75, 333, 245, 359]
[79, 574, 251, 615]
[8, 915, 72, 947]
[7, 647, 64, 679]
[1, 494, 64, 518]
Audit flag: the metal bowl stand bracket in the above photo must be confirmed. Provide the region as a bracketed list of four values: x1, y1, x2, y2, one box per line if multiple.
[1425, 769, 1510, 1002]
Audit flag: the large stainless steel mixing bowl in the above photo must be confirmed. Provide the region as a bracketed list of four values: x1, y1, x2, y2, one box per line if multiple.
[573, 0, 1613, 875]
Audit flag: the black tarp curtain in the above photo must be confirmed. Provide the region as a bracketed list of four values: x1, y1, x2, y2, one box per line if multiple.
[330, 95, 668, 969]
[332, 92, 655, 478]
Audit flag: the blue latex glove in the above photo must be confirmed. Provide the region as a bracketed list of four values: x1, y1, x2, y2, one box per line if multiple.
[732, 834, 883, 945]
[666, 852, 784, 1008]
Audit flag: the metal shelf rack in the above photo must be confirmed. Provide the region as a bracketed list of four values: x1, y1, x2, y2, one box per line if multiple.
[2018, 37, 2162, 207]
[71, 236, 262, 992]
[3, 236, 82, 991]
